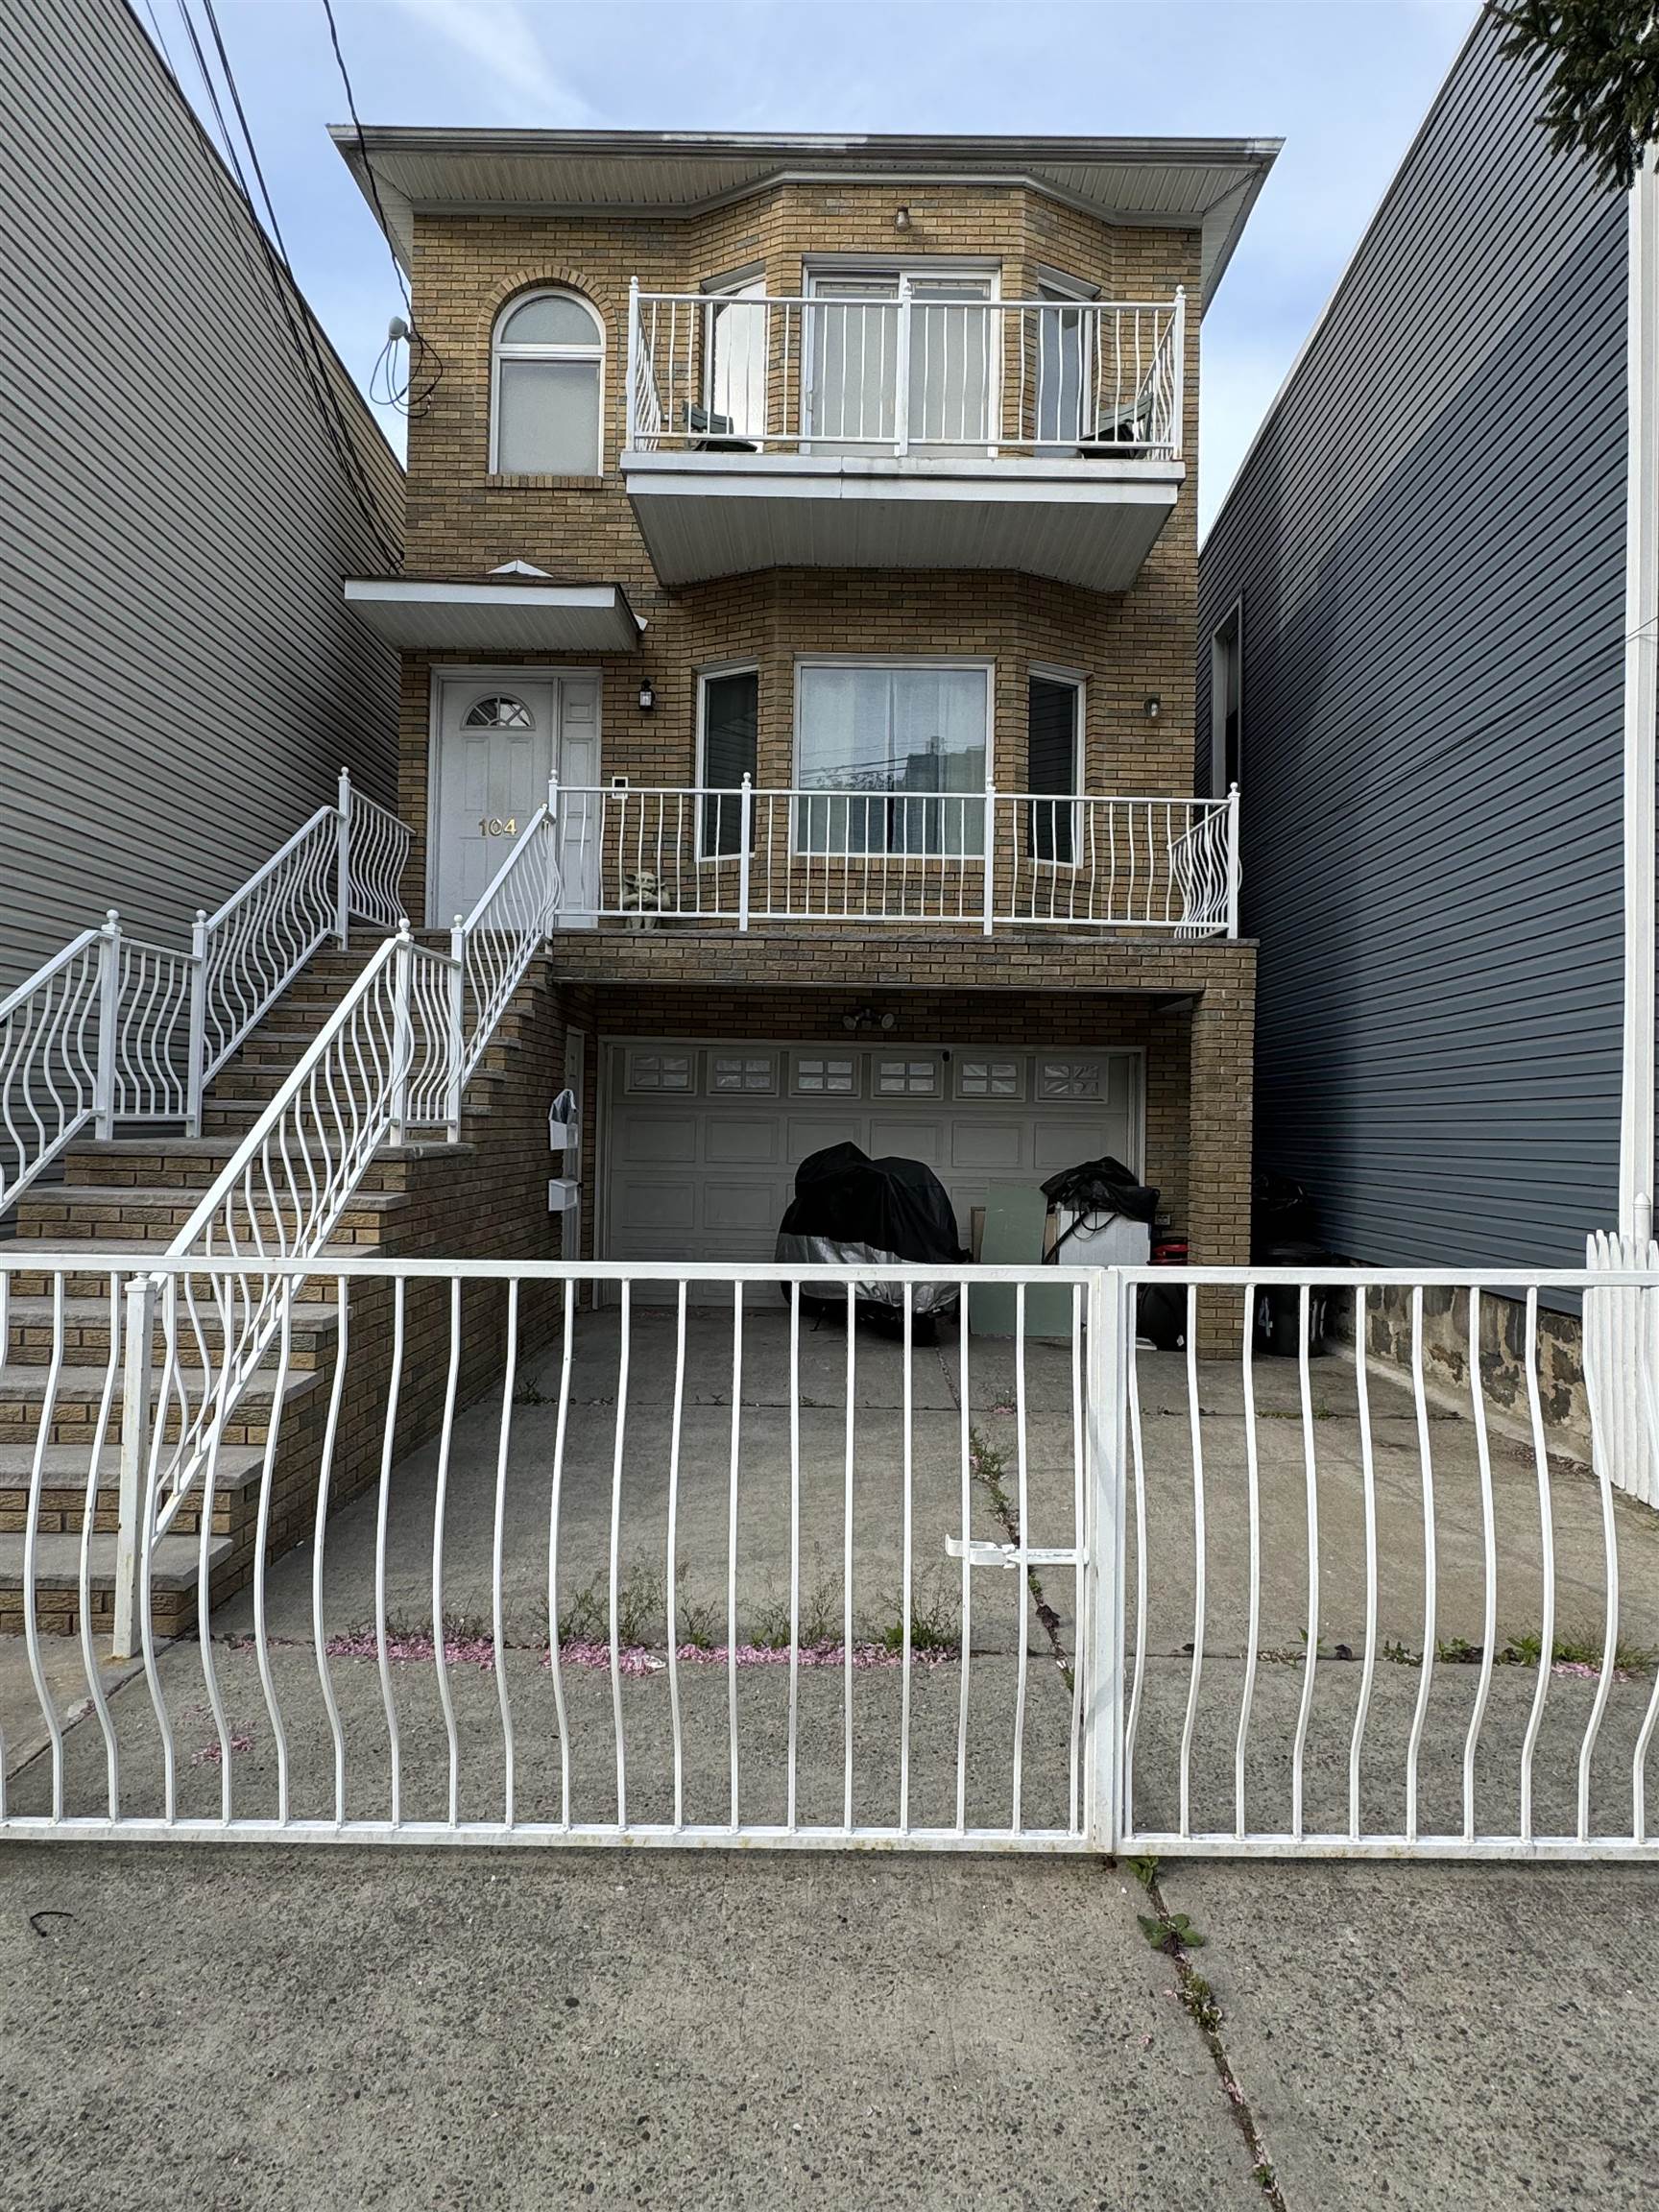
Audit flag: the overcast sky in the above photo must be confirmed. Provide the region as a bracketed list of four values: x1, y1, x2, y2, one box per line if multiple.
[143, 0, 1481, 531]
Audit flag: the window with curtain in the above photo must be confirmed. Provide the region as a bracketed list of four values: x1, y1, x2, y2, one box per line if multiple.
[699, 666, 758, 855]
[491, 289, 604, 474]
[795, 662, 989, 855]
[1026, 675, 1081, 862]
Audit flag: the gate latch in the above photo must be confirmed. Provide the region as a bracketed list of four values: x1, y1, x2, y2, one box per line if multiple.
[945, 1537, 1086, 1571]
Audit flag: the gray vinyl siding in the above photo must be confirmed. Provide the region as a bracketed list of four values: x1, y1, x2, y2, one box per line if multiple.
[0, 0, 402, 995]
[1197, 10, 1627, 1272]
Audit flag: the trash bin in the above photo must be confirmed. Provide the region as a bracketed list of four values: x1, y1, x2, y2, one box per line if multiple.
[1254, 1240, 1330, 1358]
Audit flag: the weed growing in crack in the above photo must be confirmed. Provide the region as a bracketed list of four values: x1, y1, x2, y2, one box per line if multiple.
[874, 1565, 962, 1658]
[966, 1424, 1073, 1688]
[557, 1566, 664, 1648]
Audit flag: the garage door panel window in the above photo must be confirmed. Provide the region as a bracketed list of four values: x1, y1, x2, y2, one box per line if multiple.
[955, 1056, 1024, 1100]
[875, 1057, 941, 1097]
[795, 662, 989, 857]
[626, 1049, 694, 1094]
[699, 667, 759, 857]
[1039, 1058, 1103, 1099]
[709, 1050, 778, 1094]
[790, 1053, 859, 1095]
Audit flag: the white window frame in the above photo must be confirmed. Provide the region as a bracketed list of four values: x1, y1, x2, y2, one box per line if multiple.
[700, 268, 769, 447]
[801, 258, 1001, 455]
[790, 656, 995, 861]
[1032, 268, 1099, 454]
[1025, 663, 1086, 870]
[489, 286, 606, 476]
[695, 660, 760, 863]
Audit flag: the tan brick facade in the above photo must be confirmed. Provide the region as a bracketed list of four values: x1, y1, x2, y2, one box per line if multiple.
[389, 170, 1253, 1274]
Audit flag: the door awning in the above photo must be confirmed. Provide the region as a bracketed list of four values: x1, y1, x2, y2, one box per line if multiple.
[344, 575, 642, 653]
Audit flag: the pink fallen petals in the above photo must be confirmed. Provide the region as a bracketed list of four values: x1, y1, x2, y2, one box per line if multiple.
[544, 1639, 960, 1673]
[191, 1730, 253, 1767]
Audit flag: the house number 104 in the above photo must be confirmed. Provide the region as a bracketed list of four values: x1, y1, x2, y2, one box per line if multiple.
[479, 816, 517, 836]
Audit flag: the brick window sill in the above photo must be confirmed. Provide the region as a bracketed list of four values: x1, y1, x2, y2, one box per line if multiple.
[483, 473, 613, 493]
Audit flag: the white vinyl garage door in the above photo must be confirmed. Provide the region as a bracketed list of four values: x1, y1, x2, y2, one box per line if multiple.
[601, 1041, 1142, 1286]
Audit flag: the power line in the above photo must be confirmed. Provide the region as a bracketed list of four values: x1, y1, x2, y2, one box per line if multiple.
[189, 0, 402, 557]
[166, 0, 400, 568]
[320, 0, 443, 419]
[321, 0, 407, 311]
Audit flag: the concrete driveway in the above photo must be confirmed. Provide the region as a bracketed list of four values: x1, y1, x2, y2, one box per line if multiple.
[7, 1309, 1659, 2205]
[8, 1305, 1659, 1839]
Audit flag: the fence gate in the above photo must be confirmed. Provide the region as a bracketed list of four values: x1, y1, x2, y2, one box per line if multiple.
[5, 1255, 1659, 1861]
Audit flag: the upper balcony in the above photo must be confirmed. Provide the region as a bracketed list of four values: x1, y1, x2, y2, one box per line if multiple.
[621, 282, 1186, 592]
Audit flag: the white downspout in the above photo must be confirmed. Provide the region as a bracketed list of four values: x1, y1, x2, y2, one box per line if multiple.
[1620, 152, 1659, 1240]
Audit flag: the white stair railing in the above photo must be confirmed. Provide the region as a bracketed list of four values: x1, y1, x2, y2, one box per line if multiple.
[113, 922, 461, 1658]
[110, 804, 559, 1657]
[0, 771, 411, 1213]
[448, 778, 563, 1106]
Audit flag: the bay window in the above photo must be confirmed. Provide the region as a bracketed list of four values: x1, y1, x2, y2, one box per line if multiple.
[794, 661, 990, 856]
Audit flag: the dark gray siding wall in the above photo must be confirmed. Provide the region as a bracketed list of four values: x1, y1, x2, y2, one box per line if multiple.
[0, 0, 402, 994]
[1197, 10, 1627, 1270]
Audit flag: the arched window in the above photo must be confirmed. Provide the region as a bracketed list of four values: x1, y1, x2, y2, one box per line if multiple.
[462, 695, 535, 730]
[490, 288, 604, 474]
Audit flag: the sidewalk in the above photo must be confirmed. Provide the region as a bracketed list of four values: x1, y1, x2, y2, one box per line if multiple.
[2, 1840, 1656, 2209]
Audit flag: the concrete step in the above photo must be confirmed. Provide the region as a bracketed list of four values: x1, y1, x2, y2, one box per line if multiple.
[0, 1441, 266, 1535]
[12, 1183, 414, 1246]
[0, 1362, 323, 1446]
[0, 1530, 232, 1636]
[62, 1138, 241, 1190]
[4, 1294, 341, 1369]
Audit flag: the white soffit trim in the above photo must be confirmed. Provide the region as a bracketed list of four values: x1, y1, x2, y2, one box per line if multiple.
[344, 577, 642, 652]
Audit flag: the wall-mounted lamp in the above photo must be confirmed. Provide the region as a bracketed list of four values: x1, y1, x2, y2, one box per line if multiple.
[841, 1004, 898, 1034]
[637, 679, 656, 712]
[1142, 695, 1163, 722]
[894, 206, 912, 233]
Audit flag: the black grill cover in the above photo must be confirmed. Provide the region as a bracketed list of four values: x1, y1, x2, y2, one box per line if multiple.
[781, 1142, 963, 1266]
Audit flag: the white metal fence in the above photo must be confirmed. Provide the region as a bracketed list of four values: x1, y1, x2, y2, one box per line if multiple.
[7, 1257, 1659, 1862]
[627, 284, 1186, 460]
[553, 781, 1239, 937]
[0, 772, 412, 1213]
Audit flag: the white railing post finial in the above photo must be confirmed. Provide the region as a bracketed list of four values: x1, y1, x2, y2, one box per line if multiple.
[895, 275, 912, 457]
[446, 913, 466, 1142]
[982, 778, 998, 937]
[112, 1269, 158, 1662]
[184, 909, 208, 1139]
[1226, 782, 1241, 940]
[94, 909, 121, 1141]
[626, 277, 640, 449]
[336, 767, 352, 951]
[390, 919, 414, 1146]
[738, 773, 753, 933]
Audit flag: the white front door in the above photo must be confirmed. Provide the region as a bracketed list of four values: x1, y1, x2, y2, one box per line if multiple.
[432, 671, 601, 926]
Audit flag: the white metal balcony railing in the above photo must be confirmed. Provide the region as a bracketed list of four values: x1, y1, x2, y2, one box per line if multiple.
[552, 781, 1239, 938]
[626, 283, 1186, 461]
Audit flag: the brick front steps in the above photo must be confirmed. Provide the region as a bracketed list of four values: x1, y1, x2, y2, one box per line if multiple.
[0, 940, 568, 1645]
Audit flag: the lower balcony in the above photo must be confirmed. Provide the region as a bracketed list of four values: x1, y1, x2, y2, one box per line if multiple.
[547, 785, 1238, 940]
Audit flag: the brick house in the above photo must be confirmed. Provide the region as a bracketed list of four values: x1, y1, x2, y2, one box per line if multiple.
[335, 130, 1275, 1285]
